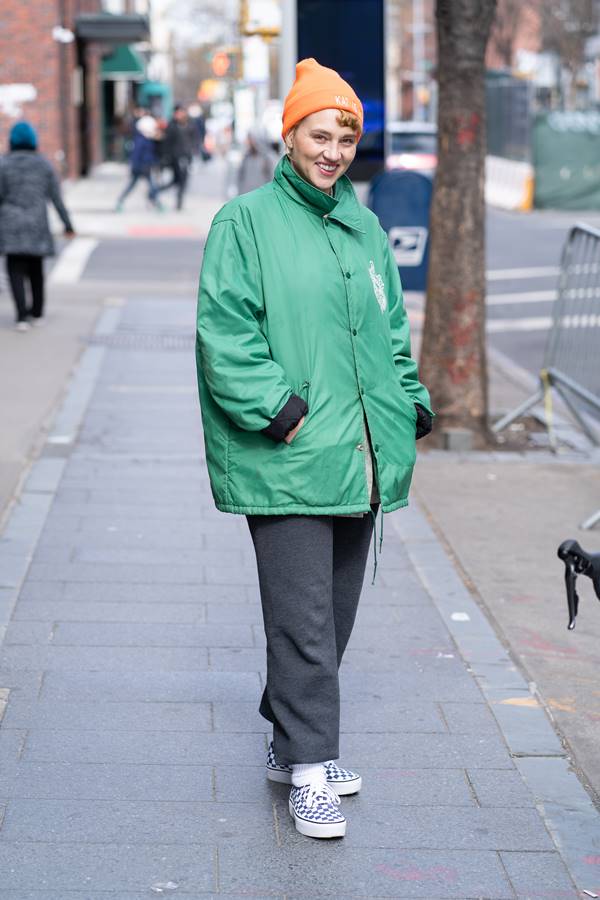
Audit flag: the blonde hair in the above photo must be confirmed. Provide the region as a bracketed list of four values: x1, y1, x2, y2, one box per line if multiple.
[337, 111, 360, 132]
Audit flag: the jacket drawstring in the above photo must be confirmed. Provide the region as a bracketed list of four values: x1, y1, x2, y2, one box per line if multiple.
[370, 507, 384, 585]
[370, 508, 378, 584]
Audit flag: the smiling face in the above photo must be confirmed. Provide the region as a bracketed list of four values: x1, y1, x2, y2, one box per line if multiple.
[285, 109, 359, 193]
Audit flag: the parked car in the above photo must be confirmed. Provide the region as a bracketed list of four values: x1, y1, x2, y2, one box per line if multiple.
[386, 121, 437, 173]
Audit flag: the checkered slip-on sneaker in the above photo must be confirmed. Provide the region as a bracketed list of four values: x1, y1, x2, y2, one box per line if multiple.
[288, 781, 346, 839]
[267, 741, 362, 795]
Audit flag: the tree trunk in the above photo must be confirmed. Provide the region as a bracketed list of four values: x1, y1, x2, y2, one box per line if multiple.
[419, 0, 497, 434]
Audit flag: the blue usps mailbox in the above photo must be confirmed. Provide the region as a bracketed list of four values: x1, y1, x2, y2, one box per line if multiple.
[367, 170, 433, 292]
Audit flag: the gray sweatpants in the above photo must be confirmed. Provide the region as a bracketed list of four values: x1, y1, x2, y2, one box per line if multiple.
[246, 508, 377, 765]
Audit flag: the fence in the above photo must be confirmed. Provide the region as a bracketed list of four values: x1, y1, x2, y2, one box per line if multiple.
[492, 223, 600, 529]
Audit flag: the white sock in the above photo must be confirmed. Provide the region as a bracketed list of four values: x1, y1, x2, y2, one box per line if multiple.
[291, 762, 327, 787]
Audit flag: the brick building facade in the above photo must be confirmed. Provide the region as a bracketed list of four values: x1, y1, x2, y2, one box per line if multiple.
[0, 1, 149, 178]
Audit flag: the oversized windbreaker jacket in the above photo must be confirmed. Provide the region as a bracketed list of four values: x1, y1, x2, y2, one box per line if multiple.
[196, 156, 432, 516]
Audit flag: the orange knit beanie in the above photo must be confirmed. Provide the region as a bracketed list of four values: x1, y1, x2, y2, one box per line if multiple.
[282, 58, 363, 139]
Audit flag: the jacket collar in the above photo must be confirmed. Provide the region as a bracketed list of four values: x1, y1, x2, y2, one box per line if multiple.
[274, 156, 366, 234]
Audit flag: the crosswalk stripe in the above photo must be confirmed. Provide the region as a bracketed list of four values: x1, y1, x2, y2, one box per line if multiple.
[486, 266, 560, 280]
[487, 290, 556, 305]
[486, 316, 551, 333]
[48, 237, 98, 285]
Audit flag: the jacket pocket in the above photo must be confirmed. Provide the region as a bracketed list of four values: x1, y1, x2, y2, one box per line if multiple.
[397, 383, 418, 424]
[296, 380, 311, 407]
[289, 380, 310, 443]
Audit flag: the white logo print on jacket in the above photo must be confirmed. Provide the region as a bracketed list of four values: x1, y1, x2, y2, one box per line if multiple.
[368, 261, 387, 312]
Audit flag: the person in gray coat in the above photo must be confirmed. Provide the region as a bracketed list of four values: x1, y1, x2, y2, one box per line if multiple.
[236, 127, 278, 196]
[0, 121, 75, 331]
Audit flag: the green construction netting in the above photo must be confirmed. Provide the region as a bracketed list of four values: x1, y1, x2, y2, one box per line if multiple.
[534, 112, 600, 210]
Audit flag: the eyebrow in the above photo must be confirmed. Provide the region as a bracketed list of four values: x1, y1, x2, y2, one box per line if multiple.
[310, 129, 355, 138]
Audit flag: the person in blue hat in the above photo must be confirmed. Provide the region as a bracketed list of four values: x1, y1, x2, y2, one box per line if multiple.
[0, 121, 75, 331]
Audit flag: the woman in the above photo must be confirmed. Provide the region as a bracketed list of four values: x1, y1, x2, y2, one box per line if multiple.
[0, 121, 75, 331]
[115, 114, 162, 211]
[196, 59, 433, 839]
[236, 127, 278, 196]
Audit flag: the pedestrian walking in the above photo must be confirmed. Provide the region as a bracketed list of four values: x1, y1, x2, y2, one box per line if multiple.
[195, 58, 433, 839]
[115, 115, 162, 211]
[236, 127, 278, 195]
[155, 105, 195, 210]
[0, 121, 75, 331]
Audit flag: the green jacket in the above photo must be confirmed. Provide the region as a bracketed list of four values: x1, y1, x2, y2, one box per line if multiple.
[196, 156, 432, 516]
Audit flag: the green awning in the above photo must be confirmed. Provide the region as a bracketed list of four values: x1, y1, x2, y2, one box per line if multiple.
[101, 45, 145, 82]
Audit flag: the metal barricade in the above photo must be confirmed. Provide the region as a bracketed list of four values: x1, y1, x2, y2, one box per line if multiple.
[492, 223, 600, 529]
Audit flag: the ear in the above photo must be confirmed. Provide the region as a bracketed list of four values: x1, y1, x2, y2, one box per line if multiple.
[285, 126, 295, 155]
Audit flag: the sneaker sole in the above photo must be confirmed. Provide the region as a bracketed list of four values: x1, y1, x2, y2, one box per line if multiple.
[288, 798, 346, 839]
[267, 767, 362, 795]
[266, 767, 292, 785]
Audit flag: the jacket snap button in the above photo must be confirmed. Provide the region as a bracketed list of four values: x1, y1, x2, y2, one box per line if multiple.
[345, 272, 352, 279]
[374, 444, 380, 453]
[356, 443, 365, 451]
[352, 328, 357, 336]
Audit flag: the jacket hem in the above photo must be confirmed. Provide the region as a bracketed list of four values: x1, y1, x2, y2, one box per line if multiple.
[215, 498, 409, 515]
[381, 497, 409, 514]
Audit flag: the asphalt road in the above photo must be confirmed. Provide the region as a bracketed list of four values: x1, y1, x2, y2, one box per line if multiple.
[486, 207, 600, 378]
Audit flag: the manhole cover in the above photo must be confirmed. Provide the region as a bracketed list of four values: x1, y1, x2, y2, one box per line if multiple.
[89, 331, 195, 351]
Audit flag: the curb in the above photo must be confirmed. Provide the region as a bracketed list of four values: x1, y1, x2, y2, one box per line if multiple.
[391, 502, 600, 893]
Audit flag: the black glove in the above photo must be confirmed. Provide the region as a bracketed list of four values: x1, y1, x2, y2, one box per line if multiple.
[415, 404, 433, 440]
[262, 394, 308, 442]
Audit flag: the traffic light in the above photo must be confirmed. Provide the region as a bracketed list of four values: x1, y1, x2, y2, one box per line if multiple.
[211, 52, 231, 77]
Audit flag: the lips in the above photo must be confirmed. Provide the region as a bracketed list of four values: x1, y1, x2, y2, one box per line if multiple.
[316, 162, 337, 177]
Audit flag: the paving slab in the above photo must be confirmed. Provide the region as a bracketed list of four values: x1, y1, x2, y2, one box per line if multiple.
[0, 841, 215, 892]
[11, 599, 209, 623]
[0, 760, 214, 801]
[2, 698, 212, 732]
[39, 669, 260, 702]
[21, 729, 266, 766]
[0, 644, 211, 671]
[18, 581, 249, 604]
[0, 798, 275, 844]
[0, 894, 274, 900]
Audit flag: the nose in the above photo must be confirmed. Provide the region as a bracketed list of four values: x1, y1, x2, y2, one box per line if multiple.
[323, 143, 342, 162]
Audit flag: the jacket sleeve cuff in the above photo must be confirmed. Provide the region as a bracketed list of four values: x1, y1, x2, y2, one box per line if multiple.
[261, 394, 308, 442]
[415, 403, 433, 440]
